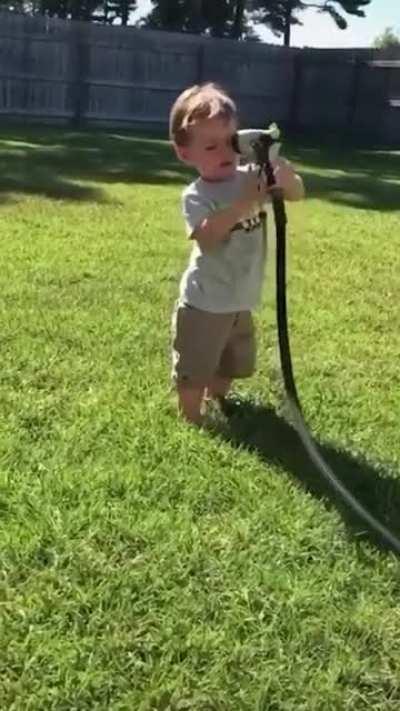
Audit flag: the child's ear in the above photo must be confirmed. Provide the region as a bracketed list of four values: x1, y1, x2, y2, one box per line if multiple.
[173, 141, 191, 164]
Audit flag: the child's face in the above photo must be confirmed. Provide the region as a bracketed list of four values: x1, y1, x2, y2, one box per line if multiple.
[177, 116, 239, 181]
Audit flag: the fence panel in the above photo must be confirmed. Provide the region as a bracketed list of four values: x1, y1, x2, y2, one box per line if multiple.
[0, 11, 398, 144]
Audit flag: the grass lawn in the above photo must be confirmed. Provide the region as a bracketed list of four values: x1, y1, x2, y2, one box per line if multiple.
[1, 125, 400, 710]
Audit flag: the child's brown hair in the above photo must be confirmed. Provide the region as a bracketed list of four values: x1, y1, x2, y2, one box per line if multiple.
[169, 82, 237, 146]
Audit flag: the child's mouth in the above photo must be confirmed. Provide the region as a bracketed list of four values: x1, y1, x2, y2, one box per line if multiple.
[220, 161, 233, 168]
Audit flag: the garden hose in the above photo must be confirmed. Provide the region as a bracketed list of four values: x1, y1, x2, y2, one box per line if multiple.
[264, 177, 400, 557]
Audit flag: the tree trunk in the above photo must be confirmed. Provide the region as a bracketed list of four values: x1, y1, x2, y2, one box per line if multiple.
[190, 0, 203, 33]
[283, 0, 293, 47]
[121, 0, 129, 26]
[212, 4, 225, 38]
[70, 0, 80, 20]
[103, 1, 109, 24]
[231, 0, 246, 40]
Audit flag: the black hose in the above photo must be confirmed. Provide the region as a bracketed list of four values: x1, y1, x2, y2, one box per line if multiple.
[266, 187, 400, 557]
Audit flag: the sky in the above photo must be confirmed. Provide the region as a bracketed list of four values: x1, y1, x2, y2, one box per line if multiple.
[131, 0, 398, 49]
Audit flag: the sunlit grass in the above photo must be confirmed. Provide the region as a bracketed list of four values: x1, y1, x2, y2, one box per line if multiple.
[1, 126, 400, 709]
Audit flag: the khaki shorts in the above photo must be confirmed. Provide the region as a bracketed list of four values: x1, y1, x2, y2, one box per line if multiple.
[171, 303, 256, 386]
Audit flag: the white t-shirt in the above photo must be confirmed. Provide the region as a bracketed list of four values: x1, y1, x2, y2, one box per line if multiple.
[179, 166, 268, 313]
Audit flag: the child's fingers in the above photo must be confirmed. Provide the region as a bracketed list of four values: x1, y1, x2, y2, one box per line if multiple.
[273, 157, 291, 169]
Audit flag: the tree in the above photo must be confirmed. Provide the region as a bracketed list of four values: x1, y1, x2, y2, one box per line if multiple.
[0, 0, 28, 10]
[1, 0, 136, 24]
[141, 0, 254, 39]
[250, 0, 371, 47]
[140, 0, 371, 45]
[35, 0, 100, 21]
[373, 27, 400, 50]
[231, 0, 246, 39]
[250, 1, 302, 48]
[97, 0, 137, 25]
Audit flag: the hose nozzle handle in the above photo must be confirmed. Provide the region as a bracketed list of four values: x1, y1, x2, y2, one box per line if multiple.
[232, 123, 281, 165]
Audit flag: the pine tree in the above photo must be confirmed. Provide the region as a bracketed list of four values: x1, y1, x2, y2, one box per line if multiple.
[250, 0, 371, 47]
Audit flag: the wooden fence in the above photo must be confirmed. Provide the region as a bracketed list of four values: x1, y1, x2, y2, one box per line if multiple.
[0, 11, 399, 144]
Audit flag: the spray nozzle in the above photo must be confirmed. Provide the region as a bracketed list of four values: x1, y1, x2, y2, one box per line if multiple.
[232, 123, 281, 165]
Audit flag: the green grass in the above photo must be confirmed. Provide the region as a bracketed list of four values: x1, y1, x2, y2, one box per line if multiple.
[1, 125, 400, 710]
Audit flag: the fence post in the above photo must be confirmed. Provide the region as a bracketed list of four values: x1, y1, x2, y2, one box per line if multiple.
[289, 50, 302, 133]
[197, 42, 205, 84]
[21, 28, 31, 115]
[347, 57, 362, 137]
[70, 22, 89, 127]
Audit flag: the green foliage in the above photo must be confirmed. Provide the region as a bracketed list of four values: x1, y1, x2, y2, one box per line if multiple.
[105, 0, 135, 25]
[373, 27, 400, 50]
[35, 0, 100, 21]
[0, 0, 136, 24]
[250, 0, 371, 46]
[0, 126, 400, 709]
[0, 0, 371, 39]
[141, 0, 253, 39]
[139, 0, 371, 45]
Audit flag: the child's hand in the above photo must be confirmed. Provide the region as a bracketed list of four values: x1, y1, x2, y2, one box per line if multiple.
[236, 169, 266, 215]
[272, 158, 305, 201]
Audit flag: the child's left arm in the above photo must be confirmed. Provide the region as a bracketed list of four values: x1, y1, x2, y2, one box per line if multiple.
[272, 158, 305, 202]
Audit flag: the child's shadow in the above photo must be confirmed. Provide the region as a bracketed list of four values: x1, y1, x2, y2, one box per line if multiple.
[215, 399, 400, 555]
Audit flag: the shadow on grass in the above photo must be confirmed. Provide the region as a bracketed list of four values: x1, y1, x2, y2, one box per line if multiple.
[292, 146, 400, 212]
[215, 398, 400, 556]
[1, 124, 399, 209]
[0, 126, 191, 204]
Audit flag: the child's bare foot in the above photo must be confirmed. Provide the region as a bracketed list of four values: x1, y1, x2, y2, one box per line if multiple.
[206, 376, 232, 402]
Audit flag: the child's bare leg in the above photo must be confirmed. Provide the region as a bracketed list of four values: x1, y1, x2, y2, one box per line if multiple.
[177, 384, 205, 426]
[206, 376, 232, 401]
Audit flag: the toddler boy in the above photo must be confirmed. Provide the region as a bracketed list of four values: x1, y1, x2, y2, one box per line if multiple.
[169, 83, 304, 425]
